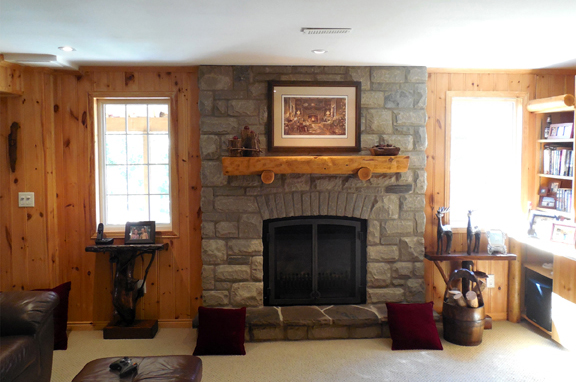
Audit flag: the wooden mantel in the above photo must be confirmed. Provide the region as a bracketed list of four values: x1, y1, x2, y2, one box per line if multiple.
[222, 155, 410, 184]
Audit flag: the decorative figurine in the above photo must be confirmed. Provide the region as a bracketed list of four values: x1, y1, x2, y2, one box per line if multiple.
[466, 210, 481, 255]
[436, 207, 453, 256]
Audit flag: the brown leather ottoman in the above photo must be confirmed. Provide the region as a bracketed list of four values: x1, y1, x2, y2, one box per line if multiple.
[72, 355, 202, 381]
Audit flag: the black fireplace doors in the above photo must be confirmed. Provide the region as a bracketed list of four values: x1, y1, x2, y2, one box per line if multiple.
[263, 216, 367, 306]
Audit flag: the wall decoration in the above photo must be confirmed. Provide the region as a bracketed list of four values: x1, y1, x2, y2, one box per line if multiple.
[124, 221, 156, 244]
[8, 122, 20, 172]
[268, 81, 361, 153]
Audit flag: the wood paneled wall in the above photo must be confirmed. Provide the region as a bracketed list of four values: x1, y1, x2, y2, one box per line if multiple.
[0, 66, 202, 327]
[425, 70, 576, 319]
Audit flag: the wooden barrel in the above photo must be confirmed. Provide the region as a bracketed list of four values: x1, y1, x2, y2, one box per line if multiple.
[442, 269, 485, 346]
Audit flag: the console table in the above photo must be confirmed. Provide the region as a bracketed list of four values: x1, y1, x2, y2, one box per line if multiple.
[425, 252, 517, 294]
[85, 243, 168, 339]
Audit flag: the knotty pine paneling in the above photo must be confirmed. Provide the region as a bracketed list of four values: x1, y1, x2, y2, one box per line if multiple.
[425, 70, 576, 320]
[0, 67, 202, 327]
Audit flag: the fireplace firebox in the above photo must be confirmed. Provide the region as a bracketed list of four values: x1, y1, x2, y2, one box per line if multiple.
[263, 216, 367, 306]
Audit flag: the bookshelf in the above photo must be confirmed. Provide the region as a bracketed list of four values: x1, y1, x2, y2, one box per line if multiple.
[529, 95, 575, 219]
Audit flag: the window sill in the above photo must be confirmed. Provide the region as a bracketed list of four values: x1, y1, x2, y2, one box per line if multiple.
[90, 230, 178, 240]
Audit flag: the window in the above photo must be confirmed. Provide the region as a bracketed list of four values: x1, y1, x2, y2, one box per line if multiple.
[447, 93, 524, 229]
[96, 98, 172, 230]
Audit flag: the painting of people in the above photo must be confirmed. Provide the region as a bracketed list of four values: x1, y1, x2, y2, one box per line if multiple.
[282, 96, 348, 138]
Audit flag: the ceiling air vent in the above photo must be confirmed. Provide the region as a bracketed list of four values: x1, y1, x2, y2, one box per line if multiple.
[301, 28, 352, 35]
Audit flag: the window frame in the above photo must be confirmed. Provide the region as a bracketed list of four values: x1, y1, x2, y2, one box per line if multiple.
[90, 92, 179, 238]
[445, 91, 529, 231]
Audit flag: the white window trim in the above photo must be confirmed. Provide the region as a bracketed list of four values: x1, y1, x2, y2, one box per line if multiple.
[91, 92, 179, 237]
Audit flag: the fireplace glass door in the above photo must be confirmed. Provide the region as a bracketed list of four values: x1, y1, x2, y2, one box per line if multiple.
[264, 216, 366, 306]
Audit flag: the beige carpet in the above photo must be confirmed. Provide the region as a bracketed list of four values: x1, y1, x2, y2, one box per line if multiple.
[53, 321, 572, 382]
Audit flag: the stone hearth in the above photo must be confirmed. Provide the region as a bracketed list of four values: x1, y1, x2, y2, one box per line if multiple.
[199, 65, 427, 313]
[192, 304, 442, 342]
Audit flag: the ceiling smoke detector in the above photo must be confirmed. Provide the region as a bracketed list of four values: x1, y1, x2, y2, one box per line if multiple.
[301, 28, 352, 35]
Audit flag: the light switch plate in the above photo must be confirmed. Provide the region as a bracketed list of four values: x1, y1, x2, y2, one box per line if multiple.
[487, 274, 495, 288]
[18, 192, 35, 207]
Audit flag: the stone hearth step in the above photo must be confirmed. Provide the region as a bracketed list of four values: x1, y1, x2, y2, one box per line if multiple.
[193, 304, 441, 342]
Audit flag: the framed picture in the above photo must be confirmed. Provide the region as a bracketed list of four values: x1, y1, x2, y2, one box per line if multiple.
[548, 125, 559, 138]
[549, 123, 574, 139]
[528, 211, 558, 239]
[539, 196, 556, 208]
[268, 81, 361, 153]
[124, 221, 156, 244]
[550, 222, 576, 245]
[538, 186, 549, 196]
[550, 182, 560, 193]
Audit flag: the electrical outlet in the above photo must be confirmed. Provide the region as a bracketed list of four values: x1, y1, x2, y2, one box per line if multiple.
[18, 192, 35, 207]
[487, 274, 495, 288]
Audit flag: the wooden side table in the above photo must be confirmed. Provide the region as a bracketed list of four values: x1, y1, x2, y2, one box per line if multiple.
[85, 243, 168, 339]
[425, 252, 517, 287]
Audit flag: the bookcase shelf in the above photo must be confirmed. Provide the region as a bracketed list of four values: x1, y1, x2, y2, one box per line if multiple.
[531, 100, 575, 219]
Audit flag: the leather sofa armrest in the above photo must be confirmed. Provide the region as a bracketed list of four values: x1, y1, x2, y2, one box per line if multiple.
[0, 291, 59, 336]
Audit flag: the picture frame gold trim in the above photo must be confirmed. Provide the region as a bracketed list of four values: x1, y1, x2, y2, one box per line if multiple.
[268, 81, 361, 153]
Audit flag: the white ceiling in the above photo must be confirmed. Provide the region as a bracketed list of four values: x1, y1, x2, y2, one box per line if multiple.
[1, 0, 576, 69]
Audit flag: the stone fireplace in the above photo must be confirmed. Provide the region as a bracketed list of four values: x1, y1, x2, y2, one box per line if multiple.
[199, 65, 427, 310]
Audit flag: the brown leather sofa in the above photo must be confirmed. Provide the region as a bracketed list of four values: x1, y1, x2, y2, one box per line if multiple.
[0, 291, 59, 382]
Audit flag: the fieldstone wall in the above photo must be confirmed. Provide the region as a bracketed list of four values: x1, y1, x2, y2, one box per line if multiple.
[199, 66, 427, 308]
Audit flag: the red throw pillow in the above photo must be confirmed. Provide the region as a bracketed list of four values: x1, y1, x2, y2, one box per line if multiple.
[386, 302, 443, 350]
[34, 281, 71, 350]
[193, 306, 246, 356]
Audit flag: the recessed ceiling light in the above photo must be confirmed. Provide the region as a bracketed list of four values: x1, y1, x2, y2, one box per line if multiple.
[312, 49, 327, 54]
[58, 46, 76, 52]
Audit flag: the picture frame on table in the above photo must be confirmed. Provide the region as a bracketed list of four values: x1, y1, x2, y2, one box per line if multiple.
[268, 81, 361, 153]
[550, 222, 576, 245]
[527, 211, 558, 239]
[124, 221, 156, 244]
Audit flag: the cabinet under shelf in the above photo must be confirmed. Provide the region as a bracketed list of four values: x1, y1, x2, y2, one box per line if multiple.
[524, 262, 553, 279]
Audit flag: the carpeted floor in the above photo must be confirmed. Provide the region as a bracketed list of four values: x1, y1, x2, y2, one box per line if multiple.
[53, 321, 572, 382]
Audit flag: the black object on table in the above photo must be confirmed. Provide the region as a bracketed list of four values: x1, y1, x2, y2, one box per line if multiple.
[85, 243, 168, 339]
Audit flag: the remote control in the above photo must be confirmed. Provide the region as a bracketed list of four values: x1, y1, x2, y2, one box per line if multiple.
[119, 362, 138, 378]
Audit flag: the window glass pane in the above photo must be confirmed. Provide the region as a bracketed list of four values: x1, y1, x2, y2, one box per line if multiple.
[127, 135, 147, 164]
[107, 195, 128, 224]
[450, 98, 521, 228]
[128, 165, 148, 194]
[150, 195, 170, 223]
[149, 104, 169, 133]
[149, 165, 169, 194]
[127, 104, 148, 133]
[106, 165, 127, 195]
[99, 99, 171, 228]
[105, 104, 125, 133]
[105, 135, 126, 165]
[128, 195, 149, 221]
[149, 135, 169, 164]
